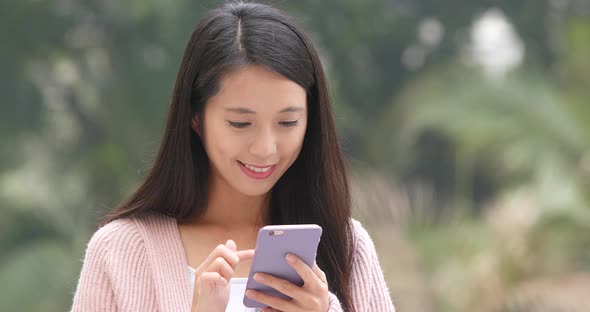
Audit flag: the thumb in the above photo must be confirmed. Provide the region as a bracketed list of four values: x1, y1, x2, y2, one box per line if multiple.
[225, 239, 237, 252]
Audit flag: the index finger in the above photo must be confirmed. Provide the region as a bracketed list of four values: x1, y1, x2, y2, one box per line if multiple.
[194, 244, 240, 277]
[236, 249, 255, 261]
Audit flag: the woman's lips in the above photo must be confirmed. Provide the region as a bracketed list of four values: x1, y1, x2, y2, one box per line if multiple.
[238, 161, 276, 180]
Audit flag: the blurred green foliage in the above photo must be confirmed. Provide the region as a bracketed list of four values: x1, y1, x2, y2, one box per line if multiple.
[1, 0, 589, 311]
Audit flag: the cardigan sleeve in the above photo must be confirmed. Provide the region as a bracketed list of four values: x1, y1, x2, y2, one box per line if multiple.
[326, 219, 396, 312]
[71, 223, 118, 312]
[349, 219, 396, 312]
[327, 291, 343, 311]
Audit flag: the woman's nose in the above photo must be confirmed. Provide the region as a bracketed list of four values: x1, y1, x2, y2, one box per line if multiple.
[249, 128, 277, 158]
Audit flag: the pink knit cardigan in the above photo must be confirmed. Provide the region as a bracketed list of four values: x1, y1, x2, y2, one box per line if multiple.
[71, 212, 395, 311]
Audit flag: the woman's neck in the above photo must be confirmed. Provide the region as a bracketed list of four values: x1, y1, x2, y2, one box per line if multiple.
[194, 173, 270, 229]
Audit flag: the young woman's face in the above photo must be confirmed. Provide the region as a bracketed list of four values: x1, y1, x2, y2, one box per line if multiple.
[195, 65, 308, 196]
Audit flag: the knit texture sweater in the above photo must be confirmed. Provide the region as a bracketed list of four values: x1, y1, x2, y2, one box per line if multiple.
[71, 212, 395, 311]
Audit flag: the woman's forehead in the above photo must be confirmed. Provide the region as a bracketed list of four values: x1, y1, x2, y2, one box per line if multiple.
[207, 65, 307, 113]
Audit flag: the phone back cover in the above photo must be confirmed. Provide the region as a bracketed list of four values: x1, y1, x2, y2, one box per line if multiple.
[243, 224, 322, 308]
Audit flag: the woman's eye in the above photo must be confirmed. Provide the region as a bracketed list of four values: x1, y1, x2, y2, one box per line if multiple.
[279, 120, 299, 127]
[228, 121, 251, 128]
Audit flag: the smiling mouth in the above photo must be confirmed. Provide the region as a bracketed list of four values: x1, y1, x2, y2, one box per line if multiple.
[238, 161, 275, 172]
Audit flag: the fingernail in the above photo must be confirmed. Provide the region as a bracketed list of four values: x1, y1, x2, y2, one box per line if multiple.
[246, 290, 255, 298]
[254, 273, 264, 281]
[286, 253, 296, 263]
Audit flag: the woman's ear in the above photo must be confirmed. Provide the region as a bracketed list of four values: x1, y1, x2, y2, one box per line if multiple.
[191, 116, 201, 136]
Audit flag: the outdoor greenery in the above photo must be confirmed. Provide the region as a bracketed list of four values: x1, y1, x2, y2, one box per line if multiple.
[1, 0, 589, 311]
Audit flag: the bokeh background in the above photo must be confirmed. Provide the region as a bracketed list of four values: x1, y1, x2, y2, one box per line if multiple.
[2, 0, 590, 311]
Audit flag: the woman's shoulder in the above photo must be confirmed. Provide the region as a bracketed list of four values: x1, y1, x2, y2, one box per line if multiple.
[93, 211, 173, 235]
[83, 216, 143, 257]
[350, 218, 374, 245]
[349, 218, 380, 261]
[84, 212, 172, 256]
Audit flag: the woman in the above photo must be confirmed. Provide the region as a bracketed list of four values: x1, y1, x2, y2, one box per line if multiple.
[71, 2, 395, 311]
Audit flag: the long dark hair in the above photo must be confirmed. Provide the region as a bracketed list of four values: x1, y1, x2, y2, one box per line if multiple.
[103, 2, 355, 310]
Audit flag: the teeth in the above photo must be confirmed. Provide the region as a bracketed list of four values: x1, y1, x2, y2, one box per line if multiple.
[243, 163, 272, 173]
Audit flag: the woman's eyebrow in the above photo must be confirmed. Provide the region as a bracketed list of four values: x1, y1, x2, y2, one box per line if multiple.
[224, 107, 256, 114]
[224, 106, 304, 114]
[279, 106, 304, 113]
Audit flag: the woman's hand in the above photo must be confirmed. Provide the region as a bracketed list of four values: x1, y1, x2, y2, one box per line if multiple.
[191, 239, 254, 312]
[245, 253, 329, 312]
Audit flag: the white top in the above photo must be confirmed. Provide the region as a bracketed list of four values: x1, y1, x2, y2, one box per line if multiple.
[188, 266, 259, 312]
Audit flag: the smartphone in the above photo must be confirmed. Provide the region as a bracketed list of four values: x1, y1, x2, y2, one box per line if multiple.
[243, 224, 322, 308]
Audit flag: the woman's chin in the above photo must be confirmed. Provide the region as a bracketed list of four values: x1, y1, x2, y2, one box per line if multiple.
[236, 185, 274, 197]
